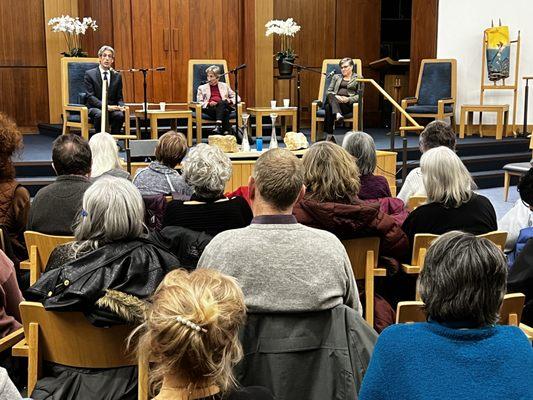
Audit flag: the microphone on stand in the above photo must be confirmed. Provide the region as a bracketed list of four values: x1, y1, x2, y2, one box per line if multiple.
[327, 70, 336, 78]
[155, 66, 166, 71]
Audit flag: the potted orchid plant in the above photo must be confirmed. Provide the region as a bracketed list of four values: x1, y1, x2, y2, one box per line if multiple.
[48, 15, 98, 57]
[265, 18, 301, 77]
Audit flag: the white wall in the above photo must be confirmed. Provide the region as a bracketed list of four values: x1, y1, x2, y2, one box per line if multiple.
[437, 0, 533, 125]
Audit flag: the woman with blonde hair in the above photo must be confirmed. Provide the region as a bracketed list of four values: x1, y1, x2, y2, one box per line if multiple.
[402, 146, 497, 251]
[132, 268, 273, 400]
[88, 132, 129, 180]
[294, 142, 408, 269]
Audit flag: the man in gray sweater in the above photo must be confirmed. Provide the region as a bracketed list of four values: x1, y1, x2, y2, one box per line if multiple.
[198, 148, 361, 314]
[27, 134, 92, 235]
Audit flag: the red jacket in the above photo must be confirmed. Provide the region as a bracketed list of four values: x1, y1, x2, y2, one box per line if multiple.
[293, 196, 409, 269]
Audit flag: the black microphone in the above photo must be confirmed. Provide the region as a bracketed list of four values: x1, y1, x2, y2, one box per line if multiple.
[327, 70, 336, 78]
[155, 66, 166, 71]
[234, 63, 247, 71]
[283, 59, 294, 65]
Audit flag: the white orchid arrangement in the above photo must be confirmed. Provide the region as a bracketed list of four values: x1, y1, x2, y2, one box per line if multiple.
[265, 18, 300, 60]
[48, 15, 98, 57]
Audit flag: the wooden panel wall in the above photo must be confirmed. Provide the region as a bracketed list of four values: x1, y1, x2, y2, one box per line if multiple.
[409, 0, 438, 95]
[0, 0, 49, 129]
[274, 0, 381, 126]
[45, 0, 78, 124]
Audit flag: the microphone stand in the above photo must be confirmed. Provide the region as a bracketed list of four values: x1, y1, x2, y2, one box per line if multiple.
[117, 67, 165, 138]
[281, 60, 326, 131]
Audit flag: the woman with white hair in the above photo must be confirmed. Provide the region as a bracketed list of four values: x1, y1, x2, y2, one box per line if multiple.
[342, 131, 391, 199]
[28, 176, 179, 326]
[89, 132, 129, 180]
[163, 144, 252, 236]
[401, 146, 497, 251]
[196, 65, 238, 135]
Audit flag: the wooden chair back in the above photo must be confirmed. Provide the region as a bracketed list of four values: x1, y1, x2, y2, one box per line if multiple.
[342, 237, 385, 327]
[478, 230, 508, 251]
[406, 195, 427, 210]
[187, 59, 230, 103]
[415, 59, 457, 105]
[395, 301, 426, 324]
[499, 293, 525, 326]
[317, 58, 363, 105]
[410, 233, 438, 266]
[24, 231, 75, 284]
[19, 301, 147, 397]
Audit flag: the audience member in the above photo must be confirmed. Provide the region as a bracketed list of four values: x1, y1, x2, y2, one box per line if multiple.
[499, 167, 533, 252]
[131, 268, 273, 400]
[0, 367, 21, 400]
[402, 146, 497, 251]
[0, 250, 23, 338]
[27, 134, 92, 235]
[163, 144, 252, 236]
[133, 131, 192, 196]
[293, 142, 408, 264]
[508, 238, 533, 326]
[342, 131, 391, 199]
[27, 177, 179, 326]
[198, 148, 361, 314]
[0, 112, 30, 265]
[397, 120, 456, 203]
[89, 132, 129, 181]
[359, 231, 533, 399]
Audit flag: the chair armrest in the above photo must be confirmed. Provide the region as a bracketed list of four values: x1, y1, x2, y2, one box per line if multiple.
[312, 100, 322, 108]
[311, 102, 318, 115]
[123, 106, 131, 135]
[237, 102, 246, 126]
[437, 98, 455, 115]
[0, 328, 24, 353]
[188, 102, 202, 112]
[401, 97, 418, 109]
[20, 259, 30, 270]
[11, 337, 28, 358]
[401, 264, 421, 274]
[374, 268, 387, 277]
[64, 105, 88, 120]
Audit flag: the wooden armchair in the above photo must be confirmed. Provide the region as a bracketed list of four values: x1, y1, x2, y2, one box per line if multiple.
[342, 237, 386, 327]
[406, 195, 427, 211]
[400, 59, 457, 135]
[24, 231, 75, 285]
[311, 59, 363, 143]
[13, 301, 148, 398]
[61, 57, 135, 144]
[395, 301, 426, 324]
[187, 59, 244, 145]
[401, 233, 438, 275]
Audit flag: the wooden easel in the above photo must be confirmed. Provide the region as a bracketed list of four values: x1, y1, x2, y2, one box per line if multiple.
[480, 30, 521, 135]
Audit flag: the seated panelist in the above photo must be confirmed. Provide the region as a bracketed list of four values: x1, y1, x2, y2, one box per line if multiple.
[323, 57, 359, 138]
[84, 45, 126, 135]
[196, 65, 239, 135]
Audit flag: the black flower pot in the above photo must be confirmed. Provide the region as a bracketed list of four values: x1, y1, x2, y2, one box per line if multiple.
[278, 56, 295, 77]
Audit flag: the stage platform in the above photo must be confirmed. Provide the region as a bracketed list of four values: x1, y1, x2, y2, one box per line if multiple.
[15, 125, 532, 204]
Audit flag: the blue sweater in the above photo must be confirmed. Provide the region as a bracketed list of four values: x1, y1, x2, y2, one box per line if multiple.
[359, 321, 533, 400]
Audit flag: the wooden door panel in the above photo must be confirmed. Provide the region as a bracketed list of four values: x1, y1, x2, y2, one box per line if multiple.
[151, 0, 172, 102]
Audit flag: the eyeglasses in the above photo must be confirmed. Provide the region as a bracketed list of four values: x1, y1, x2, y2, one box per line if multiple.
[340, 65, 351, 69]
[101, 54, 114, 59]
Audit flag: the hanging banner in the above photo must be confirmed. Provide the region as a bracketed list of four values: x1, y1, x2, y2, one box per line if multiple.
[485, 25, 510, 82]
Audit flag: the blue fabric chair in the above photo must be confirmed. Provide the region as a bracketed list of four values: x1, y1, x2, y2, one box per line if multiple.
[310, 59, 364, 143]
[187, 59, 244, 144]
[61, 57, 134, 142]
[401, 59, 457, 135]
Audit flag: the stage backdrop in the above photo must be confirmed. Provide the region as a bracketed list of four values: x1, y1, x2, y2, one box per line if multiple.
[437, 0, 533, 125]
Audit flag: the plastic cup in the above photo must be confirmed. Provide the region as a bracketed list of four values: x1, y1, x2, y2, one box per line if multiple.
[159, 102, 166, 111]
[283, 99, 290, 108]
[270, 100, 277, 109]
[256, 137, 263, 152]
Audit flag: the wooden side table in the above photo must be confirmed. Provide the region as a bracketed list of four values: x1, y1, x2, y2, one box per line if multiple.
[246, 107, 298, 138]
[459, 104, 509, 140]
[134, 109, 194, 145]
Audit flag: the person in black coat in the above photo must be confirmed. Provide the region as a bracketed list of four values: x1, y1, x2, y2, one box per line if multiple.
[84, 45, 125, 134]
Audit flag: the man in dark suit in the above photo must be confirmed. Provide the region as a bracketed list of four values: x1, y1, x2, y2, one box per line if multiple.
[84, 45, 125, 134]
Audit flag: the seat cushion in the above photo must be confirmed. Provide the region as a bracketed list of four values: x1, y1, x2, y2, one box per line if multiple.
[315, 109, 353, 119]
[66, 114, 81, 123]
[503, 162, 532, 173]
[191, 110, 236, 120]
[406, 104, 453, 114]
